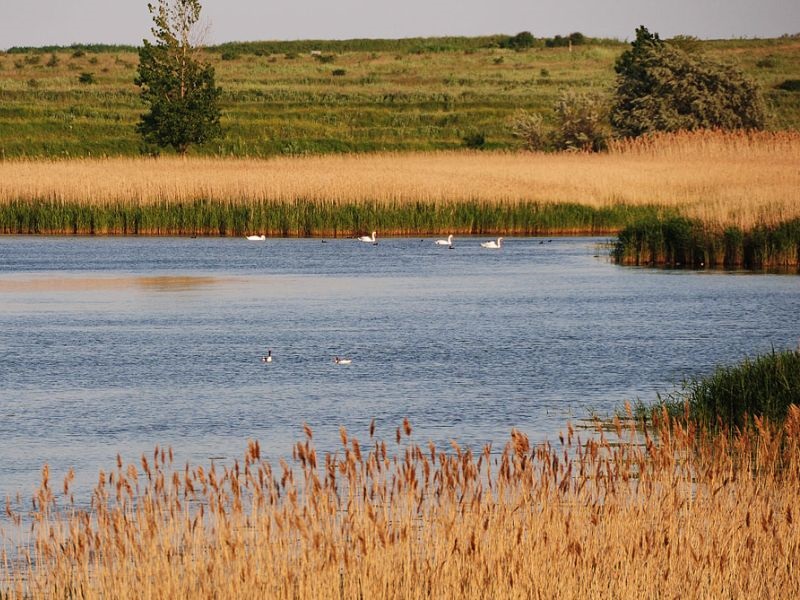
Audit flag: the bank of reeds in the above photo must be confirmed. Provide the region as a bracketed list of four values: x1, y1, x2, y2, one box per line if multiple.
[1, 130, 799, 235]
[613, 215, 800, 269]
[0, 198, 662, 237]
[648, 349, 800, 430]
[3, 411, 800, 598]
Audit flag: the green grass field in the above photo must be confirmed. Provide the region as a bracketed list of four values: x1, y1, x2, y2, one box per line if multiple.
[1, 36, 798, 158]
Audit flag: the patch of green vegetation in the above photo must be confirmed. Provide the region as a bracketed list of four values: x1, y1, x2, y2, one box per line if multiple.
[0, 36, 798, 158]
[0, 198, 663, 237]
[613, 216, 800, 270]
[644, 349, 800, 429]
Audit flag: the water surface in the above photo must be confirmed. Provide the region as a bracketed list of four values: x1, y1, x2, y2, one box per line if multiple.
[1, 236, 797, 500]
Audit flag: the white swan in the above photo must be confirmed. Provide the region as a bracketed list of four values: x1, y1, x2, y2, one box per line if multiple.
[358, 231, 377, 244]
[333, 356, 352, 365]
[435, 234, 454, 247]
[261, 350, 272, 363]
[246, 234, 266, 241]
[480, 237, 503, 249]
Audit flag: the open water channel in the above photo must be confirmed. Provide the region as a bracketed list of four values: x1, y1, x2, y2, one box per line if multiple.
[1, 236, 798, 501]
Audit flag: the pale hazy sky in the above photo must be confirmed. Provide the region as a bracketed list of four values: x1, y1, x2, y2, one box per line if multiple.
[1, 0, 798, 49]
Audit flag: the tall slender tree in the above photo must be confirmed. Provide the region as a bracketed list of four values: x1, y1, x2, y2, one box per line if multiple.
[135, 0, 222, 154]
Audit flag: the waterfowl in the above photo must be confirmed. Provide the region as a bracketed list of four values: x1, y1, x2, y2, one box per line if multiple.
[358, 231, 377, 244]
[246, 234, 266, 241]
[434, 234, 454, 247]
[261, 350, 273, 363]
[333, 356, 352, 365]
[480, 237, 503, 249]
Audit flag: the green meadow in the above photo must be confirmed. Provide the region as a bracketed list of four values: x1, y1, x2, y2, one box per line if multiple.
[1, 36, 799, 158]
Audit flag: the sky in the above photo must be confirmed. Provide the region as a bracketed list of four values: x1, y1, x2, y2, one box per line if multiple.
[1, 0, 798, 49]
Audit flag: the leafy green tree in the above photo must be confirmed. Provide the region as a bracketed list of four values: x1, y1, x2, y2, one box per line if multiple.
[611, 26, 766, 138]
[135, 0, 222, 154]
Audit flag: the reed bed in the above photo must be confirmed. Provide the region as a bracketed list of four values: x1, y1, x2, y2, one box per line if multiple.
[2, 411, 800, 599]
[613, 215, 800, 269]
[649, 349, 800, 429]
[1, 130, 799, 235]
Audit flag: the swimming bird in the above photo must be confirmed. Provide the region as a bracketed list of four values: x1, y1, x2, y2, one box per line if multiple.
[480, 237, 503, 249]
[246, 234, 266, 241]
[435, 234, 454, 247]
[261, 350, 273, 363]
[333, 356, 352, 365]
[358, 231, 377, 244]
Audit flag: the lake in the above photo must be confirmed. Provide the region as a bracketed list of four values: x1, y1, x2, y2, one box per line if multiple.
[1, 235, 798, 501]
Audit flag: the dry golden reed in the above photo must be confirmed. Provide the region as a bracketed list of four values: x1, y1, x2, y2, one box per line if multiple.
[1, 130, 799, 230]
[3, 407, 800, 599]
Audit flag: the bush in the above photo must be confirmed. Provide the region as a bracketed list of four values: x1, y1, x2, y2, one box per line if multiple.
[220, 50, 239, 61]
[46, 53, 60, 68]
[545, 34, 586, 48]
[568, 32, 586, 46]
[777, 79, 800, 92]
[611, 26, 766, 137]
[332, 68, 346, 77]
[78, 72, 96, 84]
[508, 110, 549, 151]
[71, 49, 86, 58]
[553, 91, 609, 152]
[667, 35, 702, 54]
[755, 55, 779, 69]
[502, 31, 535, 50]
[462, 132, 486, 149]
[315, 54, 336, 64]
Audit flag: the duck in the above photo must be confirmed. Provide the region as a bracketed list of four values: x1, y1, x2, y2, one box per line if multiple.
[261, 350, 273, 363]
[246, 234, 266, 241]
[358, 231, 377, 244]
[480, 237, 503, 249]
[333, 356, 352, 365]
[434, 234, 454, 247]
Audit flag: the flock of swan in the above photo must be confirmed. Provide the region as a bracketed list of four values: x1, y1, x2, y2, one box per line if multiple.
[246, 232, 504, 249]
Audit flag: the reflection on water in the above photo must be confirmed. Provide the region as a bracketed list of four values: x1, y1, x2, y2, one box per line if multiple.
[0, 275, 221, 293]
[0, 235, 798, 502]
[136, 276, 219, 292]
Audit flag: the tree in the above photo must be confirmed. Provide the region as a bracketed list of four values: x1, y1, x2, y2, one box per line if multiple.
[611, 26, 766, 138]
[135, 0, 222, 154]
[503, 31, 535, 50]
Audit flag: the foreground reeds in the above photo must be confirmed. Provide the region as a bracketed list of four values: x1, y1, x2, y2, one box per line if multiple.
[1, 130, 799, 235]
[3, 409, 800, 598]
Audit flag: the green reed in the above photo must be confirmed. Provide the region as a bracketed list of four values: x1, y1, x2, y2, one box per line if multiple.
[613, 216, 800, 270]
[0, 198, 662, 236]
[645, 349, 800, 430]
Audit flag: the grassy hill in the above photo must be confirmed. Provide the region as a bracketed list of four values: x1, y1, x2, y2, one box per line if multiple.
[0, 36, 798, 158]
